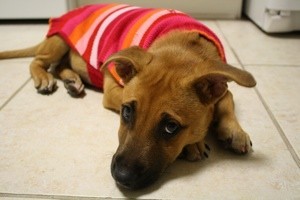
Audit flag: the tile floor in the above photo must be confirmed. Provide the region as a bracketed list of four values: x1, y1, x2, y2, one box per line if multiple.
[0, 20, 299, 199]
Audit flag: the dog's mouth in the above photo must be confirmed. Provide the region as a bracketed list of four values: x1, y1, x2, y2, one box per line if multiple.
[110, 155, 163, 190]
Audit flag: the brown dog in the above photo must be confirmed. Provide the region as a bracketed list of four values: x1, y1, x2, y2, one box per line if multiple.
[0, 4, 256, 189]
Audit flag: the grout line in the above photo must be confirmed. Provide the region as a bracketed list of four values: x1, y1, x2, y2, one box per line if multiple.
[253, 87, 300, 168]
[215, 20, 300, 168]
[244, 64, 300, 68]
[0, 192, 124, 200]
[215, 21, 243, 67]
[215, 21, 300, 69]
[0, 77, 31, 111]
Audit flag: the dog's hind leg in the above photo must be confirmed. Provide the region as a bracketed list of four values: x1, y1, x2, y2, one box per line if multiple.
[214, 91, 252, 154]
[30, 36, 69, 94]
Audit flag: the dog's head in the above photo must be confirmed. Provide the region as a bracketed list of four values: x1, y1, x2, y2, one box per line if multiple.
[103, 31, 256, 189]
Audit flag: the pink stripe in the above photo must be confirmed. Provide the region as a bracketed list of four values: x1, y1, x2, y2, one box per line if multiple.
[117, 8, 151, 50]
[131, 9, 183, 46]
[61, 5, 104, 35]
[141, 14, 190, 48]
[75, 4, 128, 54]
[90, 6, 139, 68]
[99, 9, 147, 61]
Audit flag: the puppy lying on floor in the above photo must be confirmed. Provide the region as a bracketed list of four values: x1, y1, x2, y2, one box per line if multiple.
[0, 4, 256, 189]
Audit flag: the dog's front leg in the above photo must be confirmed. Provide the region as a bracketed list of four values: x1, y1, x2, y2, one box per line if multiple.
[181, 141, 211, 161]
[215, 91, 252, 154]
[103, 69, 123, 112]
[55, 63, 84, 97]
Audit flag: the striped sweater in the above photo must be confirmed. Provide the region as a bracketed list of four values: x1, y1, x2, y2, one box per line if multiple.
[47, 4, 226, 89]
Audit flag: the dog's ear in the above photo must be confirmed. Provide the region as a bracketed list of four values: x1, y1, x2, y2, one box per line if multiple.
[192, 60, 256, 104]
[101, 46, 152, 83]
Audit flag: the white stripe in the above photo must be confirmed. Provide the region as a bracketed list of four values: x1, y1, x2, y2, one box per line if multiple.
[75, 4, 127, 55]
[89, 6, 139, 68]
[130, 10, 170, 46]
[132, 9, 183, 46]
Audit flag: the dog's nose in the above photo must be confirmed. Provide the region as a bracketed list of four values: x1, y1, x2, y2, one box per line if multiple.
[112, 163, 138, 188]
[111, 155, 146, 189]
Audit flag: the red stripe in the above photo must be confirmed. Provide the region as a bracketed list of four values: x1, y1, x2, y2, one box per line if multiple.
[82, 6, 131, 67]
[47, 5, 93, 37]
[139, 13, 226, 62]
[87, 63, 104, 89]
[139, 13, 187, 48]
[98, 8, 151, 62]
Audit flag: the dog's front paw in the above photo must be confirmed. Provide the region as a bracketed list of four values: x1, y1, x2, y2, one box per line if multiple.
[180, 142, 210, 161]
[218, 128, 253, 154]
[63, 77, 84, 97]
[32, 70, 57, 94]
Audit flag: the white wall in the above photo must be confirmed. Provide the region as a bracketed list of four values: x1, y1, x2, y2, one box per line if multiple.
[0, 0, 243, 19]
[0, 0, 74, 19]
[76, 0, 243, 19]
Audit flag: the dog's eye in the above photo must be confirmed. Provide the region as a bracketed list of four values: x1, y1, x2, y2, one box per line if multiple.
[122, 105, 133, 122]
[165, 121, 180, 135]
[157, 114, 183, 139]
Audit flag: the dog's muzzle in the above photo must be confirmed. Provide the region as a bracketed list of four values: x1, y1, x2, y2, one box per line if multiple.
[111, 154, 161, 190]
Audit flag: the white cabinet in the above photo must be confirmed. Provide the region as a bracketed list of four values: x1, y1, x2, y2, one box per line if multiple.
[244, 0, 300, 32]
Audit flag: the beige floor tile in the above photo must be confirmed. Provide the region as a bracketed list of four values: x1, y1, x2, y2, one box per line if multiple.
[0, 60, 31, 108]
[0, 197, 48, 200]
[0, 25, 48, 50]
[0, 24, 48, 109]
[201, 20, 239, 65]
[217, 20, 300, 65]
[246, 65, 300, 159]
[0, 79, 299, 199]
[0, 81, 119, 196]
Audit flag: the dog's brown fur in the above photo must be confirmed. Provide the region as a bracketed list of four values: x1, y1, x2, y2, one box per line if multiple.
[0, 29, 256, 189]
